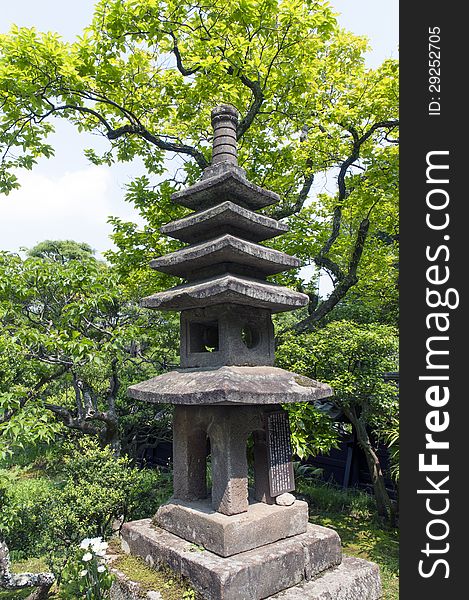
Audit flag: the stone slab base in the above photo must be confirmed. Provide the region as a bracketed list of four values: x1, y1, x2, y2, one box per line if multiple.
[154, 498, 309, 557]
[270, 557, 382, 600]
[121, 519, 341, 600]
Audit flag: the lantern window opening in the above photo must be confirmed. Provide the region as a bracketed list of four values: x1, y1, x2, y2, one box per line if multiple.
[189, 320, 220, 353]
[241, 323, 260, 349]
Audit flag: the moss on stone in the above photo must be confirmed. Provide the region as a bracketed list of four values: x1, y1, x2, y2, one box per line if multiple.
[294, 375, 316, 387]
[113, 554, 198, 600]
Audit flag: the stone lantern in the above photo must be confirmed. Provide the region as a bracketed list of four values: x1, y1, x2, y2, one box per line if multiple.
[121, 105, 382, 600]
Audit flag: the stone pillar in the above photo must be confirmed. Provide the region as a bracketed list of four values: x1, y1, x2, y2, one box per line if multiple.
[253, 429, 275, 504]
[172, 406, 207, 501]
[209, 420, 249, 515]
[207, 406, 262, 515]
[211, 104, 238, 165]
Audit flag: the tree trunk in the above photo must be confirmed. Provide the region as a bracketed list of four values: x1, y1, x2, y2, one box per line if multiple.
[101, 419, 121, 456]
[344, 408, 396, 525]
[45, 386, 122, 456]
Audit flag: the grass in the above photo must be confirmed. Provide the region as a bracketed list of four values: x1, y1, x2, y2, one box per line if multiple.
[10, 557, 50, 574]
[0, 591, 32, 599]
[298, 479, 399, 600]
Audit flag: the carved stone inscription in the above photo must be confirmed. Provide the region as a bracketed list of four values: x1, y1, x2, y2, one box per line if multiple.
[265, 410, 295, 496]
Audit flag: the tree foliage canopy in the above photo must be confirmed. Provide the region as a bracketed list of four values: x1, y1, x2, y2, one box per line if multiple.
[0, 0, 399, 322]
[0, 249, 177, 459]
[25, 240, 95, 263]
[277, 319, 399, 517]
[277, 320, 398, 424]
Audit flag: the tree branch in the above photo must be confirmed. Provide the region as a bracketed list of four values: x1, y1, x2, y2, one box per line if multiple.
[313, 255, 345, 283]
[43, 403, 100, 435]
[296, 217, 370, 331]
[0, 367, 67, 425]
[31, 98, 210, 170]
[236, 73, 264, 139]
[137, 127, 209, 169]
[291, 119, 400, 328]
[319, 119, 399, 258]
[106, 357, 120, 415]
[168, 31, 201, 76]
[271, 169, 314, 220]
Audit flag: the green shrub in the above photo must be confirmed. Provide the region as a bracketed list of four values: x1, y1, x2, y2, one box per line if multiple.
[0, 468, 56, 559]
[60, 439, 170, 526]
[128, 467, 172, 521]
[41, 440, 170, 570]
[1, 440, 172, 570]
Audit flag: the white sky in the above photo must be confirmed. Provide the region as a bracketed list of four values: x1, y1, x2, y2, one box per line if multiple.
[0, 1, 399, 259]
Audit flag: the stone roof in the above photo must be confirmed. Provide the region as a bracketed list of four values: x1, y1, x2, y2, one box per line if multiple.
[150, 234, 300, 279]
[144, 104, 308, 313]
[141, 273, 308, 312]
[160, 200, 288, 244]
[128, 365, 333, 405]
[171, 165, 280, 211]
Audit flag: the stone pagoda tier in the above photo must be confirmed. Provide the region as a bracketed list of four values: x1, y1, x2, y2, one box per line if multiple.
[121, 105, 382, 600]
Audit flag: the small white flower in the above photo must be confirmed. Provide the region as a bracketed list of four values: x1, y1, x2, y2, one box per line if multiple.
[89, 536, 103, 546]
[93, 541, 109, 556]
[80, 570, 88, 577]
[97, 565, 106, 573]
[82, 552, 93, 562]
[80, 538, 92, 550]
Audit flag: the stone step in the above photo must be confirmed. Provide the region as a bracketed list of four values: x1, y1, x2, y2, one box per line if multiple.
[150, 234, 300, 279]
[160, 201, 288, 244]
[121, 520, 342, 600]
[171, 165, 279, 211]
[141, 273, 308, 312]
[269, 556, 382, 600]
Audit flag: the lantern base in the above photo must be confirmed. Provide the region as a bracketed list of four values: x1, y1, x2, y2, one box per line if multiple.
[120, 519, 381, 600]
[154, 497, 309, 557]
